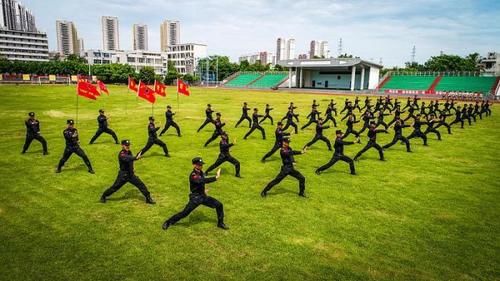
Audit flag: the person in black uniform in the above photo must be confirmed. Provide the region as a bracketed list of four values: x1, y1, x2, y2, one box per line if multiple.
[22, 112, 48, 155]
[358, 110, 375, 135]
[56, 119, 94, 173]
[387, 105, 405, 127]
[259, 104, 274, 125]
[140, 117, 170, 157]
[342, 113, 361, 140]
[467, 103, 476, 123]
[461, 105, 471, 126]
[403, 105, 417, 122]
[406, 114, 428, 146]
[282, 109, 299, 134]
[340, 102, 354, 121]
[235, 102, 251, 128]
[301, 105, 320, 130]
[324, 104, 337, 127]
[89, 109, 119, 144]
[340, 99, 350, 114]
[353, 121, 388, 161]
[205, 132, 241, 177]
[303, 117, 332, 151]
[262, 122, 290, 162]
[197, 104, 214, 132]
[435, 112, 452, 134]
[328, 99, 338, 116]
[159, 105, 181, 137]
[382, 118, 411, 152]
[261, 137, 307, 197]
[473, 101, 482, 120]
[424, 114, 442, 141]
[288, 102, 300, 122]
[244, 108, 266, 140]
[449, 106, 464, 128]
[375, 110, 390, 130]
[402, 97, 412, 110]
[412, 95, 420, 109]
[162, 157, 228, 230]
[100, 140, 155, 204]
[315, 130, 356, 175]
[205, 112, 225, 147]
[353, 97, 362, 112]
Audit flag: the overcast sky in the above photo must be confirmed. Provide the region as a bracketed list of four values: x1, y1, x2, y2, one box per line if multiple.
[22, 0, 500, 66]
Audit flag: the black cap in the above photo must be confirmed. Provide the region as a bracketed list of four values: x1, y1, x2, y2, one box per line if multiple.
[192, 157, 205, 165]
[277, 122, 283, 126]
[167, 105, 171, 109]
[244, 102, 247, 104]
[283, 137, 291, 143]
[207, 104, 211, 107]
[336, 130, 342, 134]
[121, 139, 131, 146]
[28, 112, 35, 117]
[149, 116, 154, 121]
[254, 108, 258, 111]
[216, 112, 221, 116]
[99, 109, 104, 113]
[67, 119, 75, 125]
[370, 121, 376, 125]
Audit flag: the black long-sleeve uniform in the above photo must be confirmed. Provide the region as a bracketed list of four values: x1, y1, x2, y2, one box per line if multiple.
[235, 104, 252, 128]
[301, 108, 321, 130]
[140, 122, 169, 156]
[205, 138, 240, 177]
[424, 118, 442, 140]
[90, 114, 118, 144]
[282, 111, 299, 134]
[353, 127, 387, 160]
[57, 127, 93, 172]
[304, 122, 332, 150]
[101, 149, 153, 203]
[262, 146, 306, 196]
[324, 105, 337, 127]
[342, 117, 360, 139]
[316, 137, 355, 174]
[205, 118, 225, 147]
[259, 106, 274, 125]
[383, 121, 411, 152]
[160, 109, 181, 136]
[197, 107, 214, 132]
[407, 118, 428, 145]
[244, 112, 266, 139]
[449, 109, 464, 128]
[163, 169, 224, 227]
[22, 118, 48, 154]
[262, 127, 290, 161]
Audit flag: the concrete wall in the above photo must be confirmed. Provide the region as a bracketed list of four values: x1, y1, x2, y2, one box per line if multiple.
[302, 69, 370, 90]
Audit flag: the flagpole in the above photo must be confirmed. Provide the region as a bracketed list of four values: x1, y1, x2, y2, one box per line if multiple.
[76, 83, 79, 125]
[176, 79, 180, 112]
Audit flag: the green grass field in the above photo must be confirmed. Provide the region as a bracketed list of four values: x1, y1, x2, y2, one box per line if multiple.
[0, 85, 499, 281]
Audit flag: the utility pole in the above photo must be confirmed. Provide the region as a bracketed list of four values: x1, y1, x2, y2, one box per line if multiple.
[338, 38, 343, 57]
[411, 45, 416, 63]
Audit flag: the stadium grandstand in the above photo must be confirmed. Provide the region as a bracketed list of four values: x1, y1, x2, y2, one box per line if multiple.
[377, 72, 500, 97]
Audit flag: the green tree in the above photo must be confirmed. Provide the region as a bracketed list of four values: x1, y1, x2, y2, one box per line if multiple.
[164, 61, 179, 85]
[138, 67, 156, 84]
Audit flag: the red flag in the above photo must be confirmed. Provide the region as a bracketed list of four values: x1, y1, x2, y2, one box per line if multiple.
[137, 81, 156, 104]
[154, 80, 166, 96]
[77, 81, 98, 100]
[97, 80, 109, 95]
[128, 77, 138, 92]
[177, 79, 190, 96]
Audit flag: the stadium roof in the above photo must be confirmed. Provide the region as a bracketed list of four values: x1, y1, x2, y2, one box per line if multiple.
[278, 58, 383, 69]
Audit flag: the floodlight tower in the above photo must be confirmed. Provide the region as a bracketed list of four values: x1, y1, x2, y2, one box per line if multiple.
[411, 45, 416, 63]
[338, 38, 343, 57]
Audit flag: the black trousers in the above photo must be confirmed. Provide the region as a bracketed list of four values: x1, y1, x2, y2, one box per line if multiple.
[424, 128, 441, 140]
[354, 140, 384, 160]
[57, 146, 92, 170]
[358, 124, 370, 135]
[263, 166, 305, 195]
[141, 138, 169, 155]
[262, 143, 280, 161]
[304, 134, 332, 150]
[283, 120, 298, 134]
[90, 127, 118, 144]
[403, 114, 415, 122]
[436, 123, 452, 134]
[23, 134, 48, 153]
[244, 124, 266, 139]
[197, 118, 213, 132]
[160, 121, 181, 136]
[316, 154, 355, 174]
[342, 128, 360, 139]
[324, 115, 337, 127]
[235, 115, 252, 128]
[259, 114, 273, 125]
[383, 135, 411, 151]
[102, 171, 151, 198]
[449, 118, 464, 128]
[407, 130, 427, 145]
[206, 154, 240, 176]
[301, 119, 317, 130]
[376, 121, 389, 130]
[166, 194, 224, 225]
[205, 131, 222, 147]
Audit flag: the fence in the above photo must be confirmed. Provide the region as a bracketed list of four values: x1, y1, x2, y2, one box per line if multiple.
[0, 74, 97, 84]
